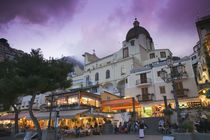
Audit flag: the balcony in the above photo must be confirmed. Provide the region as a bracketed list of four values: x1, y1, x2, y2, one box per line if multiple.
[171, 88, 189, 98]
[136, 93, 154, 102]
[136, 78, 152, 87]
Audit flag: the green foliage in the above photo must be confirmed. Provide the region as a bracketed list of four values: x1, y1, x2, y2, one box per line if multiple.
[183, 121, 194, 132]
[14, 48, 73, 95]
[0, 59, 24, 110]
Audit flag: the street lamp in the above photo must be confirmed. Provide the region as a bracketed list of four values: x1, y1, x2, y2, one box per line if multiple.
[160, 56, 186, 132]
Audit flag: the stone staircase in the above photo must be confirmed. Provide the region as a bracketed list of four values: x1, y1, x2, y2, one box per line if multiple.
[142, 117, 163, 135]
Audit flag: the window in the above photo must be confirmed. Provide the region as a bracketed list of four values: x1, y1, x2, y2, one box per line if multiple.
[95, 72, 99, 81]
[160, 86, 166, 94]
[150, 53, 155, 59]
[121, 65, 126, 75]
[123, 47, 129, 58]
[107, 96, 110, 100]
[140, 73, 147, 83]
[172, 66, 179, 77]
[157, 71, 161, 77]
[175, 81, 183, 90]
[106, 70, 110, 79]
[130, 40, 135, 46]
[125, 78, 128, 83]
[160, 52, 166, 58]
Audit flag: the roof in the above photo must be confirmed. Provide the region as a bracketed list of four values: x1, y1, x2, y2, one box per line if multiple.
[131, 57, 191, 74]
[126, 19, 152, 42]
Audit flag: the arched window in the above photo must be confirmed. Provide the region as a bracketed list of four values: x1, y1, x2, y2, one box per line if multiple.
[95, 72, 99, 81]
[106, 70, 110, 79]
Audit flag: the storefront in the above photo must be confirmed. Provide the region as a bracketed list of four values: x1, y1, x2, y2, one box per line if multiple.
[0, 110, 105, 131]
[199, 88, 210, 107]
[46, 91, 101, 110]
[101, 98, 140, 112]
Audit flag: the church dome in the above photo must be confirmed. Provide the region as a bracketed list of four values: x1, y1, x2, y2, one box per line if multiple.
[126, 19, 151, 42]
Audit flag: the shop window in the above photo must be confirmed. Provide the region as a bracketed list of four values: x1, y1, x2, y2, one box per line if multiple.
[68, 96, 78, 104]
[130, 40, 135, 46]
[150, 53, 155, 59]
[123, 47, 129, 58]
[80, 97, 88, 104]
[95, 72, 99, 81]
[106, 70, 110, 79]
[159, 86, 166, 94]
[96, 100, 99, 107]
[57, 97, 67, 105]
[160, 52, 166, 58]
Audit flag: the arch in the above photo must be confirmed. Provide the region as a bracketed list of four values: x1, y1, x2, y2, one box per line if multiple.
[117, 80, 126, 96]
[103, 83, 114, 93]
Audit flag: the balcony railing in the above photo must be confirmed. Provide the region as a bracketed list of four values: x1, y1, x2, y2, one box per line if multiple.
[136, 93, 154, 102]
[171, 88, 189, 97]
[136, 78, 152, 86]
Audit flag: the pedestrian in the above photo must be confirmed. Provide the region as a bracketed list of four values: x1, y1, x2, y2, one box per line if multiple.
[139, 120, 148, 138]
[200, 114, 208, 133]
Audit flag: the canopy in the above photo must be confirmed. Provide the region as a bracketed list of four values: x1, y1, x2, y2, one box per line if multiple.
[0, 112, 32, 120]
[101, 98, 140, 110]
[26, 109, 88, 120]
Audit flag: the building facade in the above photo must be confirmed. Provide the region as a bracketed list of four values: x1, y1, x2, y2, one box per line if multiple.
[71, 19, 172, 97]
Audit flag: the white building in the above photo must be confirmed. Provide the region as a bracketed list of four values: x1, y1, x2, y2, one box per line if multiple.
[71, 19, 172, 96]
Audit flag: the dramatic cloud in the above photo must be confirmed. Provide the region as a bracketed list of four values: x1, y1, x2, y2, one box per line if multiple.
[0, 0, 209, 61]
[0, 0, 85, 25]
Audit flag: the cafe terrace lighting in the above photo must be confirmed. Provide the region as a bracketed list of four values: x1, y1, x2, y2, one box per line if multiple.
[160, 55, 186, 132]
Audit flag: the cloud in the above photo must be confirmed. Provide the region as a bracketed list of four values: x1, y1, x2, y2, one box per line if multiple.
[0, 0, 85, 25]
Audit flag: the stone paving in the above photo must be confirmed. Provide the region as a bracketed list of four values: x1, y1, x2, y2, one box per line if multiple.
[66, 134, 163, 140]
[0, 134, 163, 140]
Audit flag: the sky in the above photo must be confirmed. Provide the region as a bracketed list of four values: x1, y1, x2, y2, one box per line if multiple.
[0, 0, 210, 62]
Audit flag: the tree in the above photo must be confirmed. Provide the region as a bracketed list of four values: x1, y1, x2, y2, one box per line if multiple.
[0, 59, 24, 134]
[14, 49, 72, 139]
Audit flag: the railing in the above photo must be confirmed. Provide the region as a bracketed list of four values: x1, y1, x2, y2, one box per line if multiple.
[136, 78, 152, 86]
[136, 93, 154, 102]
[171, 88, 189, 97]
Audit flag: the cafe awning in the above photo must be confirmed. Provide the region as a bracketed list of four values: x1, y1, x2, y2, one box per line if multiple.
[101, 98, 140, 110]
[0, 112, 32, 120]
[26, 109, 89, 120]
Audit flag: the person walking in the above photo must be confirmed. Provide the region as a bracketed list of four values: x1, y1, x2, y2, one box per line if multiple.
[139, 120, 148, 138]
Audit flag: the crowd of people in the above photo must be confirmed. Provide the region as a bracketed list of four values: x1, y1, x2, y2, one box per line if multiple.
[114, 120, 148, 138]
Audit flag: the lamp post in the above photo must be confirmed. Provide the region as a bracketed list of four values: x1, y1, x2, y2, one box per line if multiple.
[160, 56, 185, 132]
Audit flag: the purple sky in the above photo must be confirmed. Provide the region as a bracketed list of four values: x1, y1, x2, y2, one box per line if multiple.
[0, 0, 210, 62]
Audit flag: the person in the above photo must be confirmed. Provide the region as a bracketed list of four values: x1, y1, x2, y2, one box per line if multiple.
[139, 120, 148, 138]
[158, 119, 164, 133]
[200, 114, 208, 133]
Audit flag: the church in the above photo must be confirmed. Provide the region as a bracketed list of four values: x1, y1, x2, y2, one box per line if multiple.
[70, 19, 199, 117]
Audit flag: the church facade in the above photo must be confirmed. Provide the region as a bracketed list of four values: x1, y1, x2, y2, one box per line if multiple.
[70, 19, 199, 116]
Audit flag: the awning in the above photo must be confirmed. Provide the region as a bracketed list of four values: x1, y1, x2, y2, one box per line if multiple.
[140, 97, 200, 107]
[26, 109, 88, 120]
[0, 112, 32, 120]
[101, 98, 140, 110]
